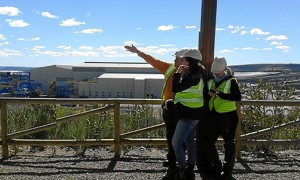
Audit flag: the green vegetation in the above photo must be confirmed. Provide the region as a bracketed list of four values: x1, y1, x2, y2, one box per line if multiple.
[1, 79, 299, 154]
[6, 104, 164, 140]
[240, 79, 300, 151]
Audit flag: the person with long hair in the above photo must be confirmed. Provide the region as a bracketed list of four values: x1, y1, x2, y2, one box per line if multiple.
[172, 49, 208, 180]
[124, 45, 188, 180]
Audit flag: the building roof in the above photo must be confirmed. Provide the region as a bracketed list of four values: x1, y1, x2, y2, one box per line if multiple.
[98, 73, 164, 80]
[31, 65, 73, 70]
[74, 62, 154, 69]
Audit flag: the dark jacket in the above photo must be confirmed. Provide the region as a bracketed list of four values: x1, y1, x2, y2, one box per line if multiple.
[172, 66, 208, 120]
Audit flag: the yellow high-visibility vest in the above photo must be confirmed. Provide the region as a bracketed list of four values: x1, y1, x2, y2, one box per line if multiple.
[174, 78, 204, 108]
[208, 78, 237, 113]
[161, 64, 176, 99]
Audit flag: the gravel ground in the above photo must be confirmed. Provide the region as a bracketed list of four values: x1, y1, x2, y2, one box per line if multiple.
[0, 146, 299, 180]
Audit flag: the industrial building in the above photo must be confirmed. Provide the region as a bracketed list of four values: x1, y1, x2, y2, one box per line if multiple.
[0, 71, 41, 97]
[27, 62, 300, 99]
[30, 62, 164, 98]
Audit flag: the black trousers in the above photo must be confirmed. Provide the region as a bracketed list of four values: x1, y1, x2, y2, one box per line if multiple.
[200, 110, 239, 175]
[162, 100, 177, 167]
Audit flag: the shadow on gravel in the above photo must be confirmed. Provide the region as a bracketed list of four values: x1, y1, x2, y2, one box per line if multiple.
[0, 155, 166, 177]
[235, 158, 300, 175]
[1, 149, 299, 179]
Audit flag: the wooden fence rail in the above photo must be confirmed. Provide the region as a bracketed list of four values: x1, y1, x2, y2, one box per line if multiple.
[0, 98, 299, 160]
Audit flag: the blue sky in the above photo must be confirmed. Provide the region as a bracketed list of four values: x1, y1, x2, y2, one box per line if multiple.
[0, 0, 299, 67]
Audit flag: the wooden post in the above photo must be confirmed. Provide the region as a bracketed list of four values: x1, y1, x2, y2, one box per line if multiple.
[198, 0, 217, 73]
[113, 101, 121, 157]
[1, 102, 9, 159]
[196, 0, 217, 167]
[235, 104, 242, 159]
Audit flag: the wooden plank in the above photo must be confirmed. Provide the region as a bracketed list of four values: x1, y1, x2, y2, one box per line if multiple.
[8, 139, 114, 146]
[241, 139, 300, 146]
[121, 123, 165, 138]
[241, 119, 300, 139]
[238, 100, 300, 106]
[0, 97, 163, 105]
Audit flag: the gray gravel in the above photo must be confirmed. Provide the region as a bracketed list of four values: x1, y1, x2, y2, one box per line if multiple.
[0, 146, 299, 180]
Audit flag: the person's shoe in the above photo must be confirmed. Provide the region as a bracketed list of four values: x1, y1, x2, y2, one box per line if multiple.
[162, 167, 176, 180]
[175, 166, 186, 180]
[185, 163, 195, 180]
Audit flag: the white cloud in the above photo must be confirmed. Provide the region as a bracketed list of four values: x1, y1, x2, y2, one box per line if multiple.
[228, 25, 245, 34]
[137, 27, 142, 30]
[18, 37, 40, 41]
[270, 41, 282, 46]
[216, 27, 225, 31]
[138, 45, 169, 54]
[219, 49, 233, 53]
[185, 25, 196, 29]
[38, 50, 65, 57]
[31, 46, 98, 57]
[275, 45, 290, 52]
[57, 45, 71, 50]
[0, 42, 9, 46]
[6, 19, 29, 27]
[265, 35, 288, 41]
[31, 37, 40, 41]
[31, 46, 46, 51]
[41, 11, 58, 19]
[0, 34, 6, 40]
[249, 28, 270, 35]
[240, 31, 248, 35]
[262, 48, 272, 51]
[157, 25, 175, 31]
[60, 18, 85, 27]
[0, 49, 21, 57]
[0, 6, 20, 16]
[241, 47, 254, 50]
[124, 41, 137, 46]
[159, 44, 174, 47]
[66, 50, 98, 57]
[98, 45, 123, 52]
[79, 46, 94, 50]
[80, 29, 103, 34]
[97, 46, 129, 58]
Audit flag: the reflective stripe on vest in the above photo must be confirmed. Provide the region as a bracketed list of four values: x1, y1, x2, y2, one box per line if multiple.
[208, 78, 237, 113]
[161, 64, 176, 99]
[174, 78, 204, 108]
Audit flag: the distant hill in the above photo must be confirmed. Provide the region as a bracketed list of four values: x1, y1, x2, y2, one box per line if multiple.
[0, 64, 299, 72]
[0, 66, 33, 72]
[230, 64, 300, 72]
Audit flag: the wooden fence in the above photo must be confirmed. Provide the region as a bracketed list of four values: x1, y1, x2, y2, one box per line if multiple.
[0, 98, 299, 160]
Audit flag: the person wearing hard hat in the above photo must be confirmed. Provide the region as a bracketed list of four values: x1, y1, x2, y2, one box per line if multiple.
[201, 57, 241, 180]
[124, 45, 187, 180]
[171, 49, 208, 180]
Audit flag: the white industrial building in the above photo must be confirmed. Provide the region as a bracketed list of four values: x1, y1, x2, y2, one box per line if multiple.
[30, 62, 164, 98]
